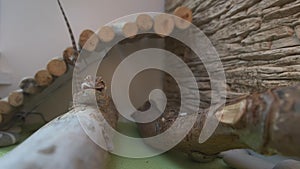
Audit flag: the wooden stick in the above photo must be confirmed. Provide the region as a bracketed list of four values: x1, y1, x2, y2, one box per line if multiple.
[63, 47, 78, 65]
[0, 98, 14, 115]
[46, 58, 67, 77]
[79, 29, 99, 51]
[8, 89, 24, 107]
[98, 26, 115, 42]
[136, 14, 153, 31]
[135, 84, 300, 159]
[19, 77, 42, 94]
[34, 70, 53, 87]
[122, 22, 139, 38]
[173, 6, 193, 29]
[0, 114, 2, 123]
[153, 13, 175, 36]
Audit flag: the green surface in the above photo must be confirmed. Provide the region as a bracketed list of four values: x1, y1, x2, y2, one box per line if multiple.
[107, 122, 230, 169]
[108, 151, 230, 169]
[0, 144, 16, 157]
[0, 122, 231, 169]
[0, 124, 42, 157]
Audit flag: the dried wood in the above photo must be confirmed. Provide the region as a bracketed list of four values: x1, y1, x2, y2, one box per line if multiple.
[98, 26, 115, 42]
[63, 47, 78, 65]
[136, 14, 153, 31]
[122, 22, 139, 38]
[154, 14, 175, 36]
[79, 29, 99, 51]
[34, 70, 53, 87]
[47, 58, 67, 77]
[8, 90, 24, 107]
[19, 77, 42, 95]
[173, 6, 193, 29]
[165, 0, 300, 106]
[0, 97, 14, 115]
[135, 84, 300, 159]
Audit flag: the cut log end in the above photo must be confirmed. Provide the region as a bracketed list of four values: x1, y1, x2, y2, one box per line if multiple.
[173, 6, 193, 29]
[63, 47, 78, 65]
[154, 14, 175, 37]
[34, 70, 53, 87]
[79, 29, 99, 51]
[19, 77, 42, 94]
[215, 99, 247, 125]
[0, 98, 13, 115]
[98, 26, 115, 42]
[136, 14, 154, 31]
[122, 22, 138, 38]
[8, 90, 24, 107]
[47, 58, 67, 77]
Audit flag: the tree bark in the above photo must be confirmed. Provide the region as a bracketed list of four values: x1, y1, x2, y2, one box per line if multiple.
[164, 0, 300, 108]
[136, 14, 154, 31]
[160, 4, 300, 160]
[0, 97, 15, 115]
[135, 84, 300, 160]
[122, 22, 139, 38]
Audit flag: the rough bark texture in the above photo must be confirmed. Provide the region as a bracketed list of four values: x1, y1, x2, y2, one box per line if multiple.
[165, 0, 300, 108]
[133, 0, 300, 161]
[136, 84, 300, 159]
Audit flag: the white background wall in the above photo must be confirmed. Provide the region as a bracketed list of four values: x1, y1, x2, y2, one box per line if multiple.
[0, 0, 164, 98]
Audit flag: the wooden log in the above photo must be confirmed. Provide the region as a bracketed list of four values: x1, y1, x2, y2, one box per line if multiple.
[19, 77, 42, 94]
[173, 6, 193, 29]
[0, 98, 14, 115]
[136, 14, 154, 31]
[8, 89, 24, 107]
[98, 26, 115, 42]
[122, 22, 138, 38]
[79, 29, 99, 51]
[154, 13, 175, 36]
[63, 47, 78, 65]
[135, 84, 300, 160]
[164, 0, 300, 110]
[34, 70, 53, 87]
[46, 58, 67, 77]
[295, 25, 300, 39]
